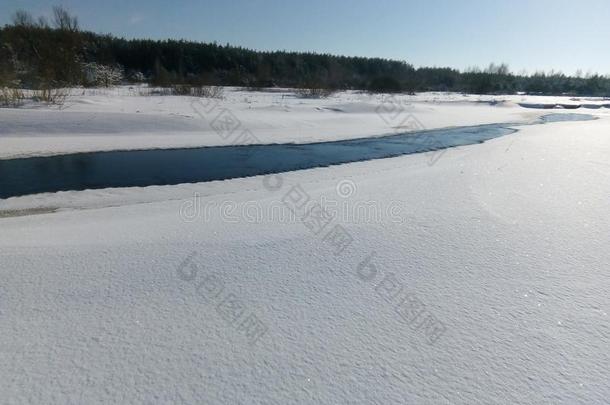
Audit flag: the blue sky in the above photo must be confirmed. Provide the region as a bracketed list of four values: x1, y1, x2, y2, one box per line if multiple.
[2, 0, 610, 75]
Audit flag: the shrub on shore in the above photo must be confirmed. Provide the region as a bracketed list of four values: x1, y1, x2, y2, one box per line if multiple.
[31, 86, 70, 104]
[0, 87, 25, 107]
[0, 86, 69, 108]
[142, 85, 225, 98]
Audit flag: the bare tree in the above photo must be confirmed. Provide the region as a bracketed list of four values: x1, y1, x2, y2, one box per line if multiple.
[12, 10, 35, 27]
[37, 16, 49, 28]
[485, 63, 510, 76]
[52, 6, 78, 32]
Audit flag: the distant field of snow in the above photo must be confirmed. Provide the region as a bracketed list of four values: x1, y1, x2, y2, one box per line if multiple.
[0, 88, 608, 404]
[2, 87, 609, 159]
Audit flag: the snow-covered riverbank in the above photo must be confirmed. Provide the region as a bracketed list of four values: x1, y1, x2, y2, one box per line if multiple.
[3, 87, 609, 159]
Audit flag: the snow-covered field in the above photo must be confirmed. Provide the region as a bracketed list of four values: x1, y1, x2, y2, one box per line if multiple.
[3, 87, 602, 160]
[0, 88, 609, 404]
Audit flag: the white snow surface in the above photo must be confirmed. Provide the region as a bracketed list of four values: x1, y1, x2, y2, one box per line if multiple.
[0, 89, 609, 404]
[3, 86, 605, 159]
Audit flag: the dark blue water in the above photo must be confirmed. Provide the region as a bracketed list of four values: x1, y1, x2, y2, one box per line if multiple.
[0, 113, 594, 199]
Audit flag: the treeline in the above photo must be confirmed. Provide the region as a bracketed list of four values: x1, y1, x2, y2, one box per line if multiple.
[2, 7, 610, 96]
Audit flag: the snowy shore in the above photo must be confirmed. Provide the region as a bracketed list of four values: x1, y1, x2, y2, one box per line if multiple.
[3, 87, 609, 160]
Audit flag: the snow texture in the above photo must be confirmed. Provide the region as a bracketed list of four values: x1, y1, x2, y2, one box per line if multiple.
[0, 88, 608, 404]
